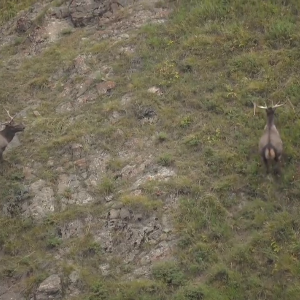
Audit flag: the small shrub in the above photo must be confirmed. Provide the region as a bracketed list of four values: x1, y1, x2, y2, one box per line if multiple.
[60, 28, 73, 36]
[156, 132, 168, 142]
[174, 285, 205, 300]
[88, 281, 109, 300]
[28, 76, 50, 90]
[46, 236, 62, 249]
[180, 116, 193, 128]
[152, 261, 186, 287]
[106, 158, 126, 172]
[184, 134, 201, 147]
[267, 19, 296, 43]
[158, 154, 174, 167]
[96, 177, 115, 196]
[121, 194, 162, 212]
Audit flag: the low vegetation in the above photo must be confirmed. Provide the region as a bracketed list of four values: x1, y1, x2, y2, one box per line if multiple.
[1, 0, 300, 299]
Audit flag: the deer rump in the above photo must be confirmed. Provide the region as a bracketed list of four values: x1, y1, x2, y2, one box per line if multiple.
[259, 126, 283, 161]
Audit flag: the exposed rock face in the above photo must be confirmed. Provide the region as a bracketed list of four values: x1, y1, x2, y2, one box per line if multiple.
[0, 284, 25, 300]
[0, 0, 174, 298]
[15, 16, 33, 33]
[52, 0, 137, 27]
[23, 180, 56, 219]
[35, 274, 62, 300]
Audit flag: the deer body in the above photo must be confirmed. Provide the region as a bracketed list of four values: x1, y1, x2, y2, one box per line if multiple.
[256, 103, 284, 175]
[0, 109, 25, 162]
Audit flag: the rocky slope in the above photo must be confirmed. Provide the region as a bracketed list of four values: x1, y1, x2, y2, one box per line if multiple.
[0, 0, 177, 299]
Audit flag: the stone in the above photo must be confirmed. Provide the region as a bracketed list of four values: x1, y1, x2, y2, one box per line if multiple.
[76, 77, 94, 97]
[120, 207, 130, 220]
[61, 190, 94, 209]
[74, 158, 87, 168]
[71, 143, 84, 159]
[23, 166, 34, 180]
[5, 134, 21, 152]
[61, 219, 84, 239]
[36, 274, 62, 300]
[68, 0, 112, 27]
[15, 16, 33, 33]
[109, 208, 120, 219]
[96, 80, 116, 95]
[0, 284, 24, 300]
[24, 180, 55, 219]
[69, 270, 80, 284]
[57, 174, 69, 195]
[121, 93, 132, 105]
[74, 54, 90, 74]
[135, 214, 143, 222]
[147, 86, 163, 95]
[66, 270, 80, 297]
[51, 6, 69, 19]
[47, 159, 54, 167]
[111, 3, 120, 13]
[103, 11, 113, 18]
[105, 195, 113, 202]
[99, 263, 110, 276]
[33, 110, 41, 117]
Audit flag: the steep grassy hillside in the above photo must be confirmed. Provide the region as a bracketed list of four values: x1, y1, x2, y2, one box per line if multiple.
[1, 0, 300, 299]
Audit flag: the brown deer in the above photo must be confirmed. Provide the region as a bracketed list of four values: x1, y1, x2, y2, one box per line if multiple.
[254, 101, 284, 175]
[0, 108, 25, 162]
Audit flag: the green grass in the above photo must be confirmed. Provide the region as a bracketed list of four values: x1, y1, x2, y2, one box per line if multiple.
[0, 0, 37, 24]
[1, 0, 300, 299]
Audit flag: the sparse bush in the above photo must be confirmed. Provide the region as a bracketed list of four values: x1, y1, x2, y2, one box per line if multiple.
[158, 153, 174, 167]
[174, 285, 205, 300]
[184, 134, 201, 147]
[46, 236, 62, 249]
[96, 177, 115, 196]
[106, 158, 126, 172]
[88, 281, 109, 300]
[180, 116, 193, 128]
[121, 194, 162, 212]
[60, 28, 73, 36]
[152, 261, 186, 287]
[156, 132, 168, 142]
[267, 19, 296, 44]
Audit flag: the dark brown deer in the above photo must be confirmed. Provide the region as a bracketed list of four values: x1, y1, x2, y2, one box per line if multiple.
[0, 108, 25, 162]
[255, 101, 284, 175]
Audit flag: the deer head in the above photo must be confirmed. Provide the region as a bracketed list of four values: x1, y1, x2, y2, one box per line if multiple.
[1, 108, 25, 135]
[0, 108, 25, 162]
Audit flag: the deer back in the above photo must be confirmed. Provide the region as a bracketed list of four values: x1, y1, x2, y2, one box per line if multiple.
[258, 124, 282, 155]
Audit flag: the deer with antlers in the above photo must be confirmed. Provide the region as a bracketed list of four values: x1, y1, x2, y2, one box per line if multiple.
[254, 101, 284, 175]
[0, 108, 25, 162]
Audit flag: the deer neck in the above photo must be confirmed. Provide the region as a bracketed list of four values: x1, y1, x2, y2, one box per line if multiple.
[267, 113, 275, 129]
[0, 128, 15, 143]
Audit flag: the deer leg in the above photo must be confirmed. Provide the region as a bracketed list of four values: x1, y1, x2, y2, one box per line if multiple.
[274, 156, 281, 176]
[263, 157, 269, 174]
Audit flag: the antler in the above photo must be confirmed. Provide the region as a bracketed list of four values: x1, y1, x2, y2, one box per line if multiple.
[256, 101, 284, 110]
[257, 102, 268, 109]
[272, 101, 284, 109]
[1, 107, 17, 125]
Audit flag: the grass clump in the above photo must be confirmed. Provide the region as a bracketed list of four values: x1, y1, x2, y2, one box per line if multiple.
[121, 194, 163, 213]
[152, 261, 186, 287]
[0, 0, 38, 24]
[158, 153, 174, 167]
[96, 177, 116, 196]
[156, 131, 168, 142]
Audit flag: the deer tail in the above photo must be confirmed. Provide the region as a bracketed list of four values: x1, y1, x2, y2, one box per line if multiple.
[264, 146, 276, 160]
